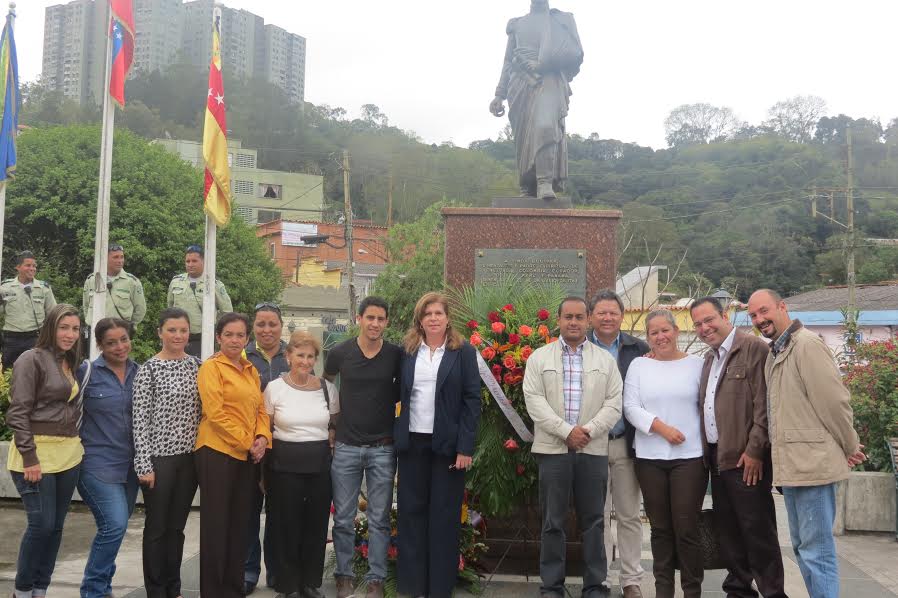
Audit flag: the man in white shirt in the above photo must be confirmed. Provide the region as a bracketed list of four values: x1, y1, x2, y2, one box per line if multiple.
[524, 297, 622, 598]
[691, 296, 787, 598]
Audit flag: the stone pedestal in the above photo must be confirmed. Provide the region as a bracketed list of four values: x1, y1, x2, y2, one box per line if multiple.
[442, 207, 621, 298]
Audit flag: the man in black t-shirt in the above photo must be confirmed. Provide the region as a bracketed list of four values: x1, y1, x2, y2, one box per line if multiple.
[326, 296, 402, 598]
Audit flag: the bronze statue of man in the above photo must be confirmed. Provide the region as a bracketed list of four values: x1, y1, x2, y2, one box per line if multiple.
[490, 0, 583, 199]
[490, 0, 583, 200]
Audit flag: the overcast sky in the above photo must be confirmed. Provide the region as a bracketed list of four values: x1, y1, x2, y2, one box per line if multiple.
[15, 0, 898, 149]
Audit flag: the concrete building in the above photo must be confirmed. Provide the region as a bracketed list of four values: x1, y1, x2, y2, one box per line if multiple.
[42, 0, 307, 105]
[154, 138, 324, 226]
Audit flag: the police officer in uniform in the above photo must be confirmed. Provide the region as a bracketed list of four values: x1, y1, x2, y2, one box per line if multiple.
[167, 244, 232, 357]
[83, 243, 147, 327]
[0, 251, 58, 367]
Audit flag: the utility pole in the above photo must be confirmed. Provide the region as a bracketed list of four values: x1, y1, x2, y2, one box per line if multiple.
[343, 149, 356, 320]
[387, 168, 394, 228]
[845, 125, 856, 327]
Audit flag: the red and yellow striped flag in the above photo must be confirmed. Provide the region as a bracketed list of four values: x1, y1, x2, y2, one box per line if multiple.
[202, 12, 230, 225]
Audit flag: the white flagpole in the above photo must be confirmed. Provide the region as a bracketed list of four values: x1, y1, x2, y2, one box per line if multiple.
[0, 2, 17, 277]
[201, 214, 216, 359]
[89, 4, 115, 360]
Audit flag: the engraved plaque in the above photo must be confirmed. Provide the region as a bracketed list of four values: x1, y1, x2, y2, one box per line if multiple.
[474, 249, 587, 297]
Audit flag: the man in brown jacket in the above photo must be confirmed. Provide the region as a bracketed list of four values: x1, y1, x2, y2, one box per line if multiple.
[747, 289, 866, 598]
[691, 297, 787, 598]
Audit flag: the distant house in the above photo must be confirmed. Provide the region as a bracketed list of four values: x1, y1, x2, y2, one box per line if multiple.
[733, 283, 898, 357]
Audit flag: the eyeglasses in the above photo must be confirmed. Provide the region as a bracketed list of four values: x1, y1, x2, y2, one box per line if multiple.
[186, 244, 203, 254]
[108, 244, 124, 252]
[255, 302, 281, 313]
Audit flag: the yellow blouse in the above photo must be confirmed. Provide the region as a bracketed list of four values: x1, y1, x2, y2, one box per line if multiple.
[6, 381, 84, 474]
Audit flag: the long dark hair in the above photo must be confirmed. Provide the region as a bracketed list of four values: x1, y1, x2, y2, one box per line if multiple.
[35, 303, 82, 371]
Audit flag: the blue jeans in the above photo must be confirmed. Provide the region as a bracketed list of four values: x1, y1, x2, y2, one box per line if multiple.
[783, 484, 840, 598]
[11, 464, 81, 598]
[331, 442, 396, 581]
[77, 469, 139, 598]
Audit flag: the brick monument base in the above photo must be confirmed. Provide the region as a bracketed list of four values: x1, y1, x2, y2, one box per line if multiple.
[442, 207, 622, 298]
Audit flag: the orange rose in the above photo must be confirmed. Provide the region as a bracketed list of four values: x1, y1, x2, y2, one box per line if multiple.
[519, 325, 533, 336]
[521, 345, 533, 360]
[470, 332, 483, 346]
[491, 322, 506, 334]
[503, 354, 516, 369]
[481, 346, 496, 360]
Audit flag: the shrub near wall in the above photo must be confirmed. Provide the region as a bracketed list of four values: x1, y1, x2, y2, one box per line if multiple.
[845, 340, 898, 472]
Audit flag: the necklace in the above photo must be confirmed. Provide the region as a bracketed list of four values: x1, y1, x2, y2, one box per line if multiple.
[289, 371, 314, 389]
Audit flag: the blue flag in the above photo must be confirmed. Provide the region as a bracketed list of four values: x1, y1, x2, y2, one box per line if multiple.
[0, 9, 19, 181]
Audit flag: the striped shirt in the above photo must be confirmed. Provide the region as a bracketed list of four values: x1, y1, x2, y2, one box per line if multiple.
[560, 338, 586, 425]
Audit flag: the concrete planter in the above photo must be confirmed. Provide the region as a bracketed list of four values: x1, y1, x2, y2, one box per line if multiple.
[834, 471, 897, 534]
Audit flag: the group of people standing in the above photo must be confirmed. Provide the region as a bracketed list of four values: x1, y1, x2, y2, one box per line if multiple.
[524, 289, 864, 598]
[4, 284, 482, 598]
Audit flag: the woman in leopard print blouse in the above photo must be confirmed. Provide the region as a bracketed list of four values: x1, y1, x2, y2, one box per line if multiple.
[132, 307, 201, 598]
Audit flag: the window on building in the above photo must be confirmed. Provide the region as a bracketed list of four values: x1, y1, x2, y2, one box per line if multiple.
[259, 183, 282, 199]
[233, 180, 254, 195]
[235, 153, 256, 168]
[257, 209, 281, 224]
[269, 242, 276, 259]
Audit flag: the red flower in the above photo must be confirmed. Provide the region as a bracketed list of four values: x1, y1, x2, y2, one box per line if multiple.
[459, 554, 465, 571]
[387, 545, 398, 559]
[493, 373, 501, 383]
[502, 303, 515, 313]
[516, 463, 526, 476]
[504, 438, 520, 452]
[491, 364, 502, 377]
[491, 322, 506, 334]
[481, 347, 496, 361]
[466, 319, 479, 330]
[470, 332, 483, 346]
[487, 311, 501, 323]
[330, 503, 336, 514]
[508, 333, 521, 345]
[521, 345, 534, 361]
[537, 308, 550, 321]
[356, 543, 369, 558]
[503, 354, 517, 369]
[519, 325, 533, 336]
[537, 324, 550, 337]
[503, 372, 523, 386]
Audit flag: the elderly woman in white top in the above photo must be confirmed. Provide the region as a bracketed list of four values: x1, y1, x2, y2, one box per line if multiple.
[264, 330, 339, 598]
[623, 309, 707, 598]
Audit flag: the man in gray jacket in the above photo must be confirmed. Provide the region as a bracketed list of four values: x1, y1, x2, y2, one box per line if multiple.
[524, 297, 622, 598]
[747, 289, 865, 598]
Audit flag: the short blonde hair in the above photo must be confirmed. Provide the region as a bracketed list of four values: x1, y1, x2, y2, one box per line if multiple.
[285, 330, 320, 357]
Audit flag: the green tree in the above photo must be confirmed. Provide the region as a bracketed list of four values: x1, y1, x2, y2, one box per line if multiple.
[5, 125, 283, 360]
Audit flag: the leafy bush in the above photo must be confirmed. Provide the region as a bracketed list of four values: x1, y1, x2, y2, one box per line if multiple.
[845, 340, 898, 472]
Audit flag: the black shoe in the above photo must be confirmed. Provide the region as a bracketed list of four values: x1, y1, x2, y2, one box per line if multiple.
[301, 587, 325, 598]
[244, 581, 256, 595]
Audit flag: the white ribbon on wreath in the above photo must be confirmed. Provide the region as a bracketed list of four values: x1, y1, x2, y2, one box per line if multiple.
[476, 352, 533, 442]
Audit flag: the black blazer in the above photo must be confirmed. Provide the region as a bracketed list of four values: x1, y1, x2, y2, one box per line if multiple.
[394, 341, 481, 457]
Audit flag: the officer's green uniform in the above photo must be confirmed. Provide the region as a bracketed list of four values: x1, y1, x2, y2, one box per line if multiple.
[167, 273, 232, 356]
[0, 277, 58, 366]
[83, 269, 147, 325]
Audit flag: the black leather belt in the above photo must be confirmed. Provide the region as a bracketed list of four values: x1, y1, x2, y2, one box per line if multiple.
[3, 330, 38, 338]
[358, 438, 393, 448]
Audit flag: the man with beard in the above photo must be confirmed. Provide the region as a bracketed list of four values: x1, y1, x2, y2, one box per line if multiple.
[746, 289, 865, 598]
[325, 296, 402, 598]
[489, 0, 583, 200]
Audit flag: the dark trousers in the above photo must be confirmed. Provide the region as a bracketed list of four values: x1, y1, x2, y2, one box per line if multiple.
[141, 453, 198, 598]
[11, 464, 80, 594]
[709, 446, 788, 598]
[195, 446, 254, 598]
[245, 463, 275, 588]
[537, 451, 609, 598]
[397, 433, 466, 598]
[3, 331, 38, 367]
[635, 457, 708, 598]
[268, 468, 332, 594]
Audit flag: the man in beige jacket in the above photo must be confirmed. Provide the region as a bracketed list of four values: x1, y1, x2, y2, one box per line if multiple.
[524, 297, 623, 598]
[747, 289, 866, 598]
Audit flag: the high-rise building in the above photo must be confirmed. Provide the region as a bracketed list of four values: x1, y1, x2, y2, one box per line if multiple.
[41, 0, 307, 106]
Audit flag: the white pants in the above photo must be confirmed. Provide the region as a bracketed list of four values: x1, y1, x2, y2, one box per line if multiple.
[603, 436, 645, 588]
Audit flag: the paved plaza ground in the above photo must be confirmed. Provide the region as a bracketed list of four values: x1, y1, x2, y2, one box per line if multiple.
[0, 494, 895, 598]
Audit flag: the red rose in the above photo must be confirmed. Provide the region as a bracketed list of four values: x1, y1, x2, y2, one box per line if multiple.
[502, 354, 517, 369]
[470, 332, 483, 346]
[481, 347, 496, 361]
[491, 322, 506, 334]
[537, 308, 550, 321]
[487, 311, 501, 323]
[504, 438, 520, 452]
[502, 303, 515, 312]
[521, 345, 534, 360]
[519, 325, 533, 336]
[458, 555, 465, 572]
[493, 373, 501, 383]
[491, 364, 502, 377]
[516, 463, 526, 476]
[388, 545, 398, 559]
[508, 333, 521, 345]
[466, 319, 479, 330]
[503, 372, 515, 385]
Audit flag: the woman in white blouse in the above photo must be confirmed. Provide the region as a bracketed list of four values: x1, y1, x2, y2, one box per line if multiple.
[623, 309, 707, 598]
[264, 331, 339, 598]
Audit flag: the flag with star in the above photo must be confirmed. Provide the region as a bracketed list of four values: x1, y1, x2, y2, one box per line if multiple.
[0, 6, 20, 181]
[108, 0, 134, 107]
[202, 12, 231, 225]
